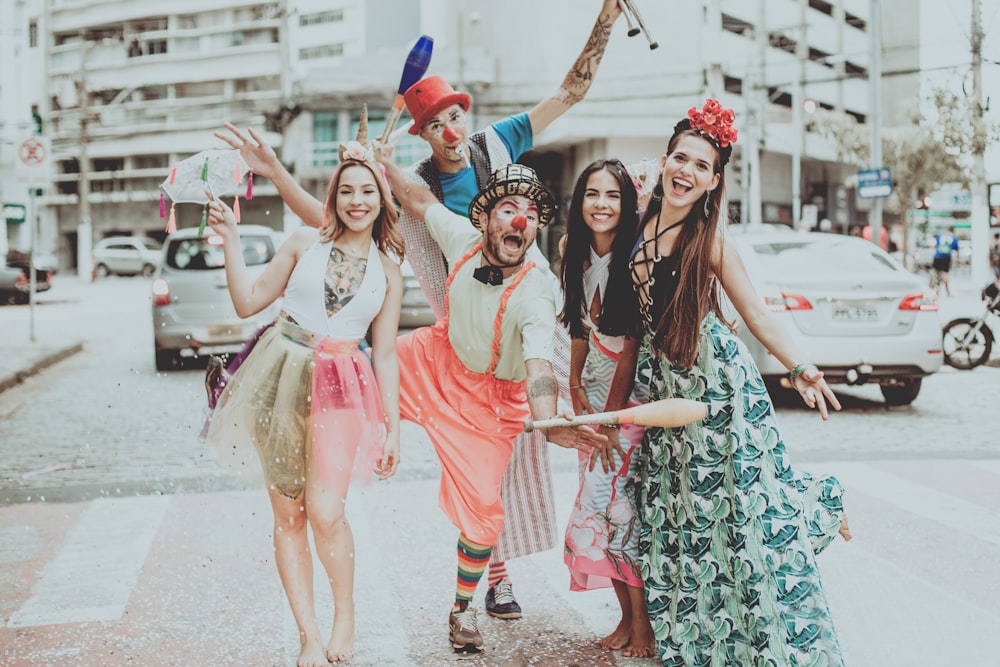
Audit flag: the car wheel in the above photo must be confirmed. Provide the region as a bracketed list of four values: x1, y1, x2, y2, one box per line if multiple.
[141, 263, 156, 278]
[155, 349, 181, 371]
[95, 263, 111, 278]
[942, 317, 993, 370]
[879, 378, 922, 406]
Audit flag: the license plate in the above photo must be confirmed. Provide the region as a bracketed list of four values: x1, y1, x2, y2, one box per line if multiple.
[832, 302, 879, 321]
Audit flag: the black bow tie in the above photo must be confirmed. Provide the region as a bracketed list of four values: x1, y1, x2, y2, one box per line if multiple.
[473, 265, 504, 286]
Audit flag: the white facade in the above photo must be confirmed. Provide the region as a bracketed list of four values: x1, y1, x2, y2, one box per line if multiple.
[0, 0, 919, 270]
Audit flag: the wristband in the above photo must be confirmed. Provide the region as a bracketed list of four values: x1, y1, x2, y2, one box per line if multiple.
[789, 363, 817, 382]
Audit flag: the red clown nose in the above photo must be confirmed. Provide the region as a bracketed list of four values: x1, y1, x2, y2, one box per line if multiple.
[442, 126, 461, 142]
[511, 215, 527, 231]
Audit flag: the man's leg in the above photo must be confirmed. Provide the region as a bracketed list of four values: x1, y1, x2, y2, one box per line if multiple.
[485, 557, 521, 619]
[450, 535, 491, 654]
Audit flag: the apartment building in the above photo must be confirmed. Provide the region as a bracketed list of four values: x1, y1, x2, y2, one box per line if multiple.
[0, 0, 918, 272]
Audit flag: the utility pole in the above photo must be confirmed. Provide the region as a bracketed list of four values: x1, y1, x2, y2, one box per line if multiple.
[969, 0, 991, 287]
[791, 0, 807, 229]
[868, 0, 883, 249]
[76, 33, 93, 279]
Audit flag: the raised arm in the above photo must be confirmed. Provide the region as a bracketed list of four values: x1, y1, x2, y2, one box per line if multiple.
[215, 123, 325, 228]
[527, 0, 622, 136]
[378, 151, 440, 222]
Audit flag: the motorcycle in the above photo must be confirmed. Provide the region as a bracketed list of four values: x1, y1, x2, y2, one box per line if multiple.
[942, 281, 1000, 369]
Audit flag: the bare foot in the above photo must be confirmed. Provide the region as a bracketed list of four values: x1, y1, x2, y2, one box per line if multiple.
[839, 514, 853, 542]
[598, 618, 631, 650]
[621, 616, 656, 658]
[297, 639, 328, 667]
[326, 617, 355, 663]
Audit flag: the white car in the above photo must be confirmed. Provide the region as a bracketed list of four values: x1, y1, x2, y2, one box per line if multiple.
[727, 229, 943, 406]
[151, 225, 281, 371]
[92, 236, 162, 278]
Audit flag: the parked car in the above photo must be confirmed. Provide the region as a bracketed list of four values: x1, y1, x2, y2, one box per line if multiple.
[399, 259, 437, 329]
[727, 229, 943, 406]
[151, 225, 281, 370]
[0, 262, 52, 305]
[93, 236, 162, 278]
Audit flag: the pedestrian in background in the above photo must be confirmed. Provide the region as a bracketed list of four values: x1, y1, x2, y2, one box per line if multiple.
[606, 99, 852, 665]
[933, 225, 960, 295]
[203, 112, 403, 667]
[557, 159, 655, 657]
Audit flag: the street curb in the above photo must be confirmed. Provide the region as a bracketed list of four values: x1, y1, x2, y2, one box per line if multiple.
[0, 342, 85, 395]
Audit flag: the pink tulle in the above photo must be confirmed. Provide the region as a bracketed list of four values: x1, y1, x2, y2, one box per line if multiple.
[309, 340, 385, 493]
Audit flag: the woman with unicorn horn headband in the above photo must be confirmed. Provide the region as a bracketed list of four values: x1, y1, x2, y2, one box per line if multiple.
[202, 106, 405, 666]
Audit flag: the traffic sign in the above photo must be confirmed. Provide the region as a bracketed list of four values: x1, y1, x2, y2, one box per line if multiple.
[858, 167, 892, 198]
[15, 136, 52, 187]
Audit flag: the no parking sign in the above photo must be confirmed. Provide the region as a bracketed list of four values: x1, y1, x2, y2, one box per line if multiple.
[16, 136, 52, 187]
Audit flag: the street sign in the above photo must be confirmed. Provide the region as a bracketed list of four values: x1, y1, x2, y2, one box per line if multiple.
[15, 136, 52, 187]
[858, 167, 892, 198]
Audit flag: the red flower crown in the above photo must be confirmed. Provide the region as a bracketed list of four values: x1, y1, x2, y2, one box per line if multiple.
[687, 99, 738, 148]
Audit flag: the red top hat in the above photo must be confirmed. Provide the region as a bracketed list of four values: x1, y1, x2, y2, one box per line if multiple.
[403, 76, 471, 135]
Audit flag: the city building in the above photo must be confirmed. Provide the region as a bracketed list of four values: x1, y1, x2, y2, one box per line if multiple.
[1, 0, 922, 274]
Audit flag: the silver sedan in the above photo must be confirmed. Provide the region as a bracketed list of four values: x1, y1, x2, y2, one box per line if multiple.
[728, 229, 943, 406]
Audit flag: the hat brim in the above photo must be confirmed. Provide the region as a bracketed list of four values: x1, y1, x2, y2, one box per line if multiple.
[468, 180, 556, 229]
[408, 92, 472, 135]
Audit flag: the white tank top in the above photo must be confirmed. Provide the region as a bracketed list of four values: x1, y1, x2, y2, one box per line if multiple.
[281, 238, 386, 339]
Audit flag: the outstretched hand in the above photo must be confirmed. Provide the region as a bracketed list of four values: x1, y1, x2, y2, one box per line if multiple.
[545, 420, 608, 455]
[791, 366, 841, 420]
[214, 123, 280, 180]
[587, 425, 627, 473]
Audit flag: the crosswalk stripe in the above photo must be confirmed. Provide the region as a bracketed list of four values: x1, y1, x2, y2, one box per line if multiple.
[828, 461, 1000, 547]
[6, 495, 170, 628]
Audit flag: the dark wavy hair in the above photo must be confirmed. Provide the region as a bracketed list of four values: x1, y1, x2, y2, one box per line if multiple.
[559, 159, 641, 339]
[646, 121, 733, 366]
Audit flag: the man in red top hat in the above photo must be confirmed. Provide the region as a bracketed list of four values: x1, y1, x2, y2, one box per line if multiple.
[215, 0, 624, 623]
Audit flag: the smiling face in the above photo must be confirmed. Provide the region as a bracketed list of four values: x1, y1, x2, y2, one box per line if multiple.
[581, 168, 622, 237]
[659, 133, 721, 215]
[479, 195, 540, 268]
[419, 103, 469, 169]
[333, 164, 382, 236]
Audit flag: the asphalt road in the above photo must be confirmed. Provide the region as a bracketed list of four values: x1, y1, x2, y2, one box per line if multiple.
[0, 274, 997, 666]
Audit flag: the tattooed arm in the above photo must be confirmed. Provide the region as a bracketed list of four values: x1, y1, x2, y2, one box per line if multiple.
[527, 0, 621, 136]
[525, 358, 607, 453]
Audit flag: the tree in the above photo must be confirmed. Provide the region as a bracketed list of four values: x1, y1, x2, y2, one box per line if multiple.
[806, 88, 995, 264]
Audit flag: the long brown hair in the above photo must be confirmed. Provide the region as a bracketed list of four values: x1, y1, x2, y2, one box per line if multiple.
[647, 128, 731, 367]
[321, 161, 405, 260]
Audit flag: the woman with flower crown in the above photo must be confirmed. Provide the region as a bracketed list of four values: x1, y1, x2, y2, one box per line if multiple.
[604, 99, 853, 665]
[202, 108, 404, 667]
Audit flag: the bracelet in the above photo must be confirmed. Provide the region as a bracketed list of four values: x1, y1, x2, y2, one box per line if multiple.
[789, 363, 817, 382]
[570, 384, 584, 389]
[602, 423, 620, 430]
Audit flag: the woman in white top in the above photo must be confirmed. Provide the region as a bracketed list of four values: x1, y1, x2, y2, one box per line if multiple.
[558, 158, 655, 657]
[203, 120, 403, 666]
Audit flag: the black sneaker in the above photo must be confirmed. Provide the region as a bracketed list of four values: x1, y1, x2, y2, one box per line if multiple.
[485, 578, 522, 619]
[449, 607, 484, 654]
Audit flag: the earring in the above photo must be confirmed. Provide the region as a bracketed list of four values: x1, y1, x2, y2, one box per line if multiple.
[703, 191, 713, 218]
[651, 182, 664, 202]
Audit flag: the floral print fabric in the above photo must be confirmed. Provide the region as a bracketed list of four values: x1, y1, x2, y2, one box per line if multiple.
[635, 314, 846, 666]
[564, 342, 645, 590]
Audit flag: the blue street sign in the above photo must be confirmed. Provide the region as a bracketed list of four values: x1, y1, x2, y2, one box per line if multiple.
[858, 167, 892, 198]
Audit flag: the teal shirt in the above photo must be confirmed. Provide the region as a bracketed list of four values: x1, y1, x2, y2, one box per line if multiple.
[439, 113, 533, 216]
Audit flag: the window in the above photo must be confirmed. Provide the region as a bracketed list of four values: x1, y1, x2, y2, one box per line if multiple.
[724, 75, 743, 95]
[29, 19, 37, 48]
[768, 32, 797, 55]
[845, 12, 866, 31]
[299, 44, 344, 60]
[93, 158, 124, 172]
[300, 10, 344, 27]
[808, 0, 833, 16]
[844, 61, 868, 78]
[721, 13, 752, 37]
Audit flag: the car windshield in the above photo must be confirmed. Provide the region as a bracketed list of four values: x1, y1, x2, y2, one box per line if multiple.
[747, 238, 898, 277]
[166, 235, 274, 270]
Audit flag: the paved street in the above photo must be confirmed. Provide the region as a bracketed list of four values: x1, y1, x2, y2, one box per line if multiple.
[0, 274, 998, 666]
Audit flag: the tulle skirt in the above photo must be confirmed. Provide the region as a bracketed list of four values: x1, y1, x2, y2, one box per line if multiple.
[204, 316, 385, 499]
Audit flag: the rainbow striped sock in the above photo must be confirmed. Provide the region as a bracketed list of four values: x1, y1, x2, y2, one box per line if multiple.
[454, 535, 492, 611]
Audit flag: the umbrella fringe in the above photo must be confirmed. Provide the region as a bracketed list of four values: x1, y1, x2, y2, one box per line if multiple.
[246, 171, 254, 200]
[165, 203, 177, 234]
